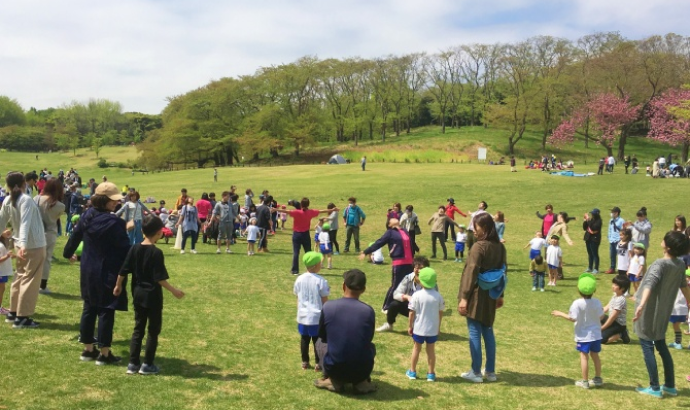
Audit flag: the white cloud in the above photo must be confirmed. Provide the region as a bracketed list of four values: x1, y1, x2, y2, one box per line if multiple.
[1, 0, 687, 114]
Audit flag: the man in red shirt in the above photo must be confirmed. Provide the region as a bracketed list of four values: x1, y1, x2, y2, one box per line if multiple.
[444, 198, 467, 243]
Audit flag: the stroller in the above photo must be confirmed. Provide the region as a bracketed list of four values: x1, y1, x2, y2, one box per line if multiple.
[205, 218, 219, 245]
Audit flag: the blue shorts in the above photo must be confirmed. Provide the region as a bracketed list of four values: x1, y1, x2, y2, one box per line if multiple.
[412, 334, 438, 344]
[0, 276, 8, 283]
[670, 315, 688, 324]
[314, 233, 320, 243]
[455, 242, 465, 252]
[576, 340, 602, 354]
[298, 324, 319, 337]
[548, 264, 558, 270]
[319, 244, 332, 255]
[247, 239, 256, 244]
[529, 249, 541, 260]
[628, 273, 641, 283]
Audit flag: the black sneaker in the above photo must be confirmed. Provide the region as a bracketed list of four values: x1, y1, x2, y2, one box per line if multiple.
[5, 313, 16, 323]
[621, 329, 631, 344]
[80, 348, 101, 361]
[139, 363, 160, 375]
[95, 353, 122, 366]
[12, 318, 40, 329]
[291, 271, 299, 276]
[126, 363, 141, 375]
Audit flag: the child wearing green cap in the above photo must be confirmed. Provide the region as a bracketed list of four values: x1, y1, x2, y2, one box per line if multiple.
[318, 223, 333, 270]
[406, 267, 445, 382]
[294, 251, 330, 371]
[551, 273, 604, 389]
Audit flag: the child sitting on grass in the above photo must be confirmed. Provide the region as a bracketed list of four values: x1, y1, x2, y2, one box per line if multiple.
[546, 235, 562, 287]
[318, 223, 333, 270]
[406, 268, 444, 382]
[601, 275, 631, 344]
[114, 216, 185, 376]
[552, 273, 604, 389]
[293, 251, 330, 371]
[0, 231, 15, 315]
[530, 255, 547, 292]
[454, 225, 467, 263]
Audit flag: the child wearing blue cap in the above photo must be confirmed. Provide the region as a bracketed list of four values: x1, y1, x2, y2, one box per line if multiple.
[552, 273, 604, 389]
[406, 268, 445, 382]
[294, 251, 330, 371]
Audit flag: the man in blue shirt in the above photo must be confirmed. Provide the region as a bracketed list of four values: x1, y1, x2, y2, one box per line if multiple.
[343, 197, 366, 253]
[314, 269, 377, 394]
[606, 206, 624, 274]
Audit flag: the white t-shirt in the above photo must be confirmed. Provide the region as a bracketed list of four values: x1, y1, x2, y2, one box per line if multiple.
[293, 272, 330, 325]
[529, 237, 547, 251]
[546, 245, 562, 266]
[318, 231, 330, 245]
[672, 290, 689, 316]
[569, 298, 604, 342]
[628, 255, 645, 277]
[616, 242, 633, 271]
[456, 232, 467, 243]
[372, 248, 384, 263]
[0, 242, 12, 277]
[409, 288, 445, 337]
[607, 294, 627, 326]
[245, 225, 260, 241]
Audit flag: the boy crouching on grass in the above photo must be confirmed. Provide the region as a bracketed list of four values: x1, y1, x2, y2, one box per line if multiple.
[114, 216, 185, 375]
[552, 273, 604, 389]
[406, 268, 445, 382]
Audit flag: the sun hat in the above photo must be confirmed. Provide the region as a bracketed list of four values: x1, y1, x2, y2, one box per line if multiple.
[418, 267, 437, 288]
[95, 182, 123, 201]
[633, 242, 645, 250]
[578, 273, 597, 296]
[343, 269, 367, 291]
[322, 223, 330, 231]
[303, 251, 323, 268]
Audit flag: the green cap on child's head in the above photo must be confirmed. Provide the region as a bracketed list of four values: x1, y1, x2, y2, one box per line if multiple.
[303, 251, 323, 268]
[686, 268, 690, 277]
[577, 273, 597, 296]
[322, 223, 330, 231]
[418, 267, 437, 288]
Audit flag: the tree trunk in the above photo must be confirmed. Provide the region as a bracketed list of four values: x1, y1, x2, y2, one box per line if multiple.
[441, 110, 446, 134]
[616, 133, 627, 161]
[605, 144, 613, 157]
[682, 141, 689, 164]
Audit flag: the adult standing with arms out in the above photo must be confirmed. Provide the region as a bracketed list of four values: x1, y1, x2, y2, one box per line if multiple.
[428, 206, 460, 260]
[631, 207, 652, 250]
[177, 197, 201, 254]
[34, 178, 65, 294]
[360, 218, 414, 312]
[536, 204, 557, 239]
[632, 231, 690, 398]
[466, 201, 488, 251]
[458, 213, 506, 383]
[582, 209, 603, 274]
[605, 207, 624, 274]
[0, 172, 47, 328]
[444, 198, 467, 243]
[64, 182, 130, 364]
[285, 198, 335, 275]
[399, 205, 420, 255]
[343, 197, 365, 253]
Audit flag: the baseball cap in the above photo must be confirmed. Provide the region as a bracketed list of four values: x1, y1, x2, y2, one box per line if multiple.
[303, 251, 323, 268]
[418, 267, 437, 288]
[71, 214, 80, 224]
[447, 198, 455, 204]
[611, 206, 621, 214]
[591, 208, 600, 215]
[94, 182, 123, 201]
[322, 223, 330, 231]
[458, 224, 466, 228]
[633, 242, 645, 250]
[577, 273, 597, 296]
[343, 269, 367, 291]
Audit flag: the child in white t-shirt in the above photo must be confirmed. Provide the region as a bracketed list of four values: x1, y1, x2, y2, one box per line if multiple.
[524, 231, 547, 261]
[243, 218, 260, 255]
[406, 268, 445, 382]
[626, 243, 646, 296]
[546, 235, 563, 287]
[669, 273, 690, 350]
[318, 223, 333, 270]
[552, 273, 604, 389]
[454, 225, 468, 263]
[0, 233, 15, 315]
[239, 211, 248, 236]
[616, 229, 633, 276]
[293, 251, 330, 370]
[369, 241, 384, 265]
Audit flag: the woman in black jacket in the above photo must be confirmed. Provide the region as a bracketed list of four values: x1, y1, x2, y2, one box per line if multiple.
[582, 208, 603, 274]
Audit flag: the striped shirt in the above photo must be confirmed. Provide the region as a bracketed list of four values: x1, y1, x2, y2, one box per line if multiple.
[0, 194, 47, 250]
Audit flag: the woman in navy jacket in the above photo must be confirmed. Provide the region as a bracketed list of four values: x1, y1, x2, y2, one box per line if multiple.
[64, 182, 130, 365]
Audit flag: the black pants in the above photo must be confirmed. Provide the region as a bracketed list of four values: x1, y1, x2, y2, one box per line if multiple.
[200, 218, 208, 243]
[431, 232, 447, 259]
[130, 305, 163, 365]
[601, 316, 626, 343]
[258, 227, 269, 250]
[291, 231, 311, 273]
[386, 299, 410, 325]
[444, 221, 456, 243]
[382, 264, 414, 310]
[80, 302, 115, 348]
[301, 335, 319, 364]
[328, 229, 340, 253]
[585, 240, 600, 271]
[409, 231, 419, 254]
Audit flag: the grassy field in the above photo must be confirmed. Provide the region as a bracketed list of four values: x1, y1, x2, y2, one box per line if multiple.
[1, 153, 690, 410]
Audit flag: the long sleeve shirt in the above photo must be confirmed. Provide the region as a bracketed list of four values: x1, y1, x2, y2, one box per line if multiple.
[631, 219, 652, 248]
[608, 217, 624, 243]
[0, 194, 47, 250]
[428, 213, 456, 233]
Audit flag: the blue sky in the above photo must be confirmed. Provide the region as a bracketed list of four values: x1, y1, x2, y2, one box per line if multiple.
[1, 0, 688, 114]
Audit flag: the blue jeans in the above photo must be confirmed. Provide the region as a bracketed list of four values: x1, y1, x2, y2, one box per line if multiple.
[609, 241, 618, 270]
[585, 240, 600, 270]
[532, 272, 545, 289]
[181, 230, 198, 250]
[467, 317, 496, 374]
[640, 338, 674, 390]
[128, 220, 144, 245]
[291, 231, 312, 273]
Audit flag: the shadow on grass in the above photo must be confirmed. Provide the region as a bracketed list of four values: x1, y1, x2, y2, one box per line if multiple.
[345, 380, 429, 401]
[478, 371, 633, 391]
[44, 292, 82, 301]
[154, 357, 249, 381]
[37, 321, 79, 332]
[438, 332, 467, 342]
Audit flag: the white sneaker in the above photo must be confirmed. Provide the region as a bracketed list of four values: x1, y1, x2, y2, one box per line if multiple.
[482, 370, 497, 382]
[39, 288, 52, 295]
[216, 249, 221, 254]
[248, 252, 252, 256]
[226, 249, 232, 254]
[461, 371, 484, 383]
[180, 250, 185, 254]
[191, 249, 197, 254]
[540, 288, 545, 292]
[376, 323, 392, 332]
[531, 287, 536, 291]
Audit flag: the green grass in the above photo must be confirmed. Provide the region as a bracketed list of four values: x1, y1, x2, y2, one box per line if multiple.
[1, 155, 689, 409]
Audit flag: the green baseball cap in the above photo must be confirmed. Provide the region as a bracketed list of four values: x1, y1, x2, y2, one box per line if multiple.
[685, 268, 690, 277]
[634, 242, 646, 250]
[578, 273, 597, 296]
[322, 223, 330, 231]
[71, 214, 80, 224]
[418, 267, 437, 289]
[458, 224, 466, 228]
[303, 251, 323, 268]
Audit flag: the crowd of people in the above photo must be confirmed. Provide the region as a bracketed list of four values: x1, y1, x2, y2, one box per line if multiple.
[1, 166, 690, 398]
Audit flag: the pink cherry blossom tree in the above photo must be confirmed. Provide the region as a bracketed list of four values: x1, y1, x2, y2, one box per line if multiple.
[647, 88, 690, 163]
[550, 93, 639, 157]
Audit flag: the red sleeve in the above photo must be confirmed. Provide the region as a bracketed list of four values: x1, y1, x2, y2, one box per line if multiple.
[308, 209, 320, 218]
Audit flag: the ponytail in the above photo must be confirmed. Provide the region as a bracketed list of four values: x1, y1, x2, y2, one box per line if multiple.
[6, 172, 25, 207]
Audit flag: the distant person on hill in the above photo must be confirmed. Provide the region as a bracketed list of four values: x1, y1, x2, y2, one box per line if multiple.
[213, 168, 218, 183]
[607, 155, 615, 173]
[361, 156, 366, 171]
[510, 156, 517, 172]
[598, 158, 605, 175]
